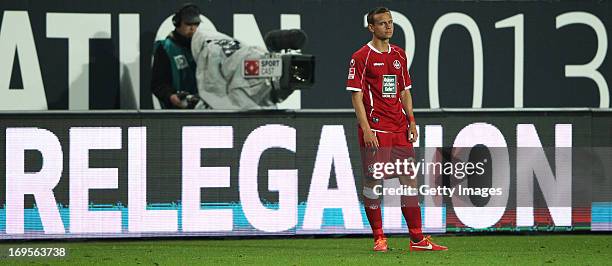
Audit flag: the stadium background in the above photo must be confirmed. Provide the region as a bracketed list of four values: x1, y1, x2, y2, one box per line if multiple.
[1, 0, 612, 240]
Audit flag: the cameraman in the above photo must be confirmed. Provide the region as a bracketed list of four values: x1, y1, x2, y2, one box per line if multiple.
[151, 4, 203, 109]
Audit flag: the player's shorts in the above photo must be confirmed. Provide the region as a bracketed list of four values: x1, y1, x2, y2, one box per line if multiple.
[358, 127, 415, 180]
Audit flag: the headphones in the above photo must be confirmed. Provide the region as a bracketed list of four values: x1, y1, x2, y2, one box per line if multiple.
[172, 3, 200, 27]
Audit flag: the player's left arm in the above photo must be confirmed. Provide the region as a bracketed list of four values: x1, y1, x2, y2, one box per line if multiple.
[400, 89, 417, 143]
[399, 48, 417, 143]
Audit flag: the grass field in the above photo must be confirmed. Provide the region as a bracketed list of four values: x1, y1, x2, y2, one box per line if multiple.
[1, 235, 610, 265]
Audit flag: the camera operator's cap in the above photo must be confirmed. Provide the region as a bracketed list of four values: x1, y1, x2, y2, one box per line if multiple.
[180, 5, 201, 24]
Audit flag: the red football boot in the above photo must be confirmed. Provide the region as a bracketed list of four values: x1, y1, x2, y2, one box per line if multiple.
[373, 237, 388, 252]
[409, 235, 448, 251]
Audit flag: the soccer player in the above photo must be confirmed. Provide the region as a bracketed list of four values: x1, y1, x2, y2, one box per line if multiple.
[346, 7, 447, 252]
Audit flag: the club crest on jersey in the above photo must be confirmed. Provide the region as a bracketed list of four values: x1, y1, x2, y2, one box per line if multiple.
[382, 75, 397, 98]
[393, 60, 401, 69]
[350, 59, 355, 66]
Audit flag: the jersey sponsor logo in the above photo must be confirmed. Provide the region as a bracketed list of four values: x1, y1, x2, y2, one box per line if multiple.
[373, 62, 384, 66]
[382, 75, 397, 98]
[350, 59, 355, 66]
[393, 60, 401, 69]
[173, 55, 189, 70]
[348, 68, 355, 79]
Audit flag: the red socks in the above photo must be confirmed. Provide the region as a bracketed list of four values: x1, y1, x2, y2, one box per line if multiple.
[363, 197, 384, 240]
[364, 195, 423, 242]
[401, 195, 424, 242]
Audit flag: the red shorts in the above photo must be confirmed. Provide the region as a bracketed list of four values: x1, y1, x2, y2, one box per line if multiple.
[358, 128, 415, 179]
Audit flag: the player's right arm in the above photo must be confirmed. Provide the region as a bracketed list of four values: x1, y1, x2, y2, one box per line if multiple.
[346, 53, 378, 149]
[352, 92, 378, 149]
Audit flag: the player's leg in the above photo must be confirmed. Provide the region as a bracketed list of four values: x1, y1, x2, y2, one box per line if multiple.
[391, 131, 422, 242]
[362, 176, 385, 251]
[393, 132, 447, 251]
[358, 129, 390, 251]
[396, 167, 424, 243]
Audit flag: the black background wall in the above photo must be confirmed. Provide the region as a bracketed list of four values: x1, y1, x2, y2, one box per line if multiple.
[1, 0, 611, 109]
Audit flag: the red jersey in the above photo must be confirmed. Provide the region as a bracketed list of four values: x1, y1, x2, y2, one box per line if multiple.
[346, 42, 412, 133]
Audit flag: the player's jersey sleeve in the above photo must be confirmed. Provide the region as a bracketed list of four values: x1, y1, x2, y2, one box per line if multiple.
[401, 50, 412, 91]
[346, 54, 365, 92]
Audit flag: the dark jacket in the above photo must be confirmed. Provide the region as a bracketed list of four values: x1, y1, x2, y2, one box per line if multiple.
[150, 31, 194, 108]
